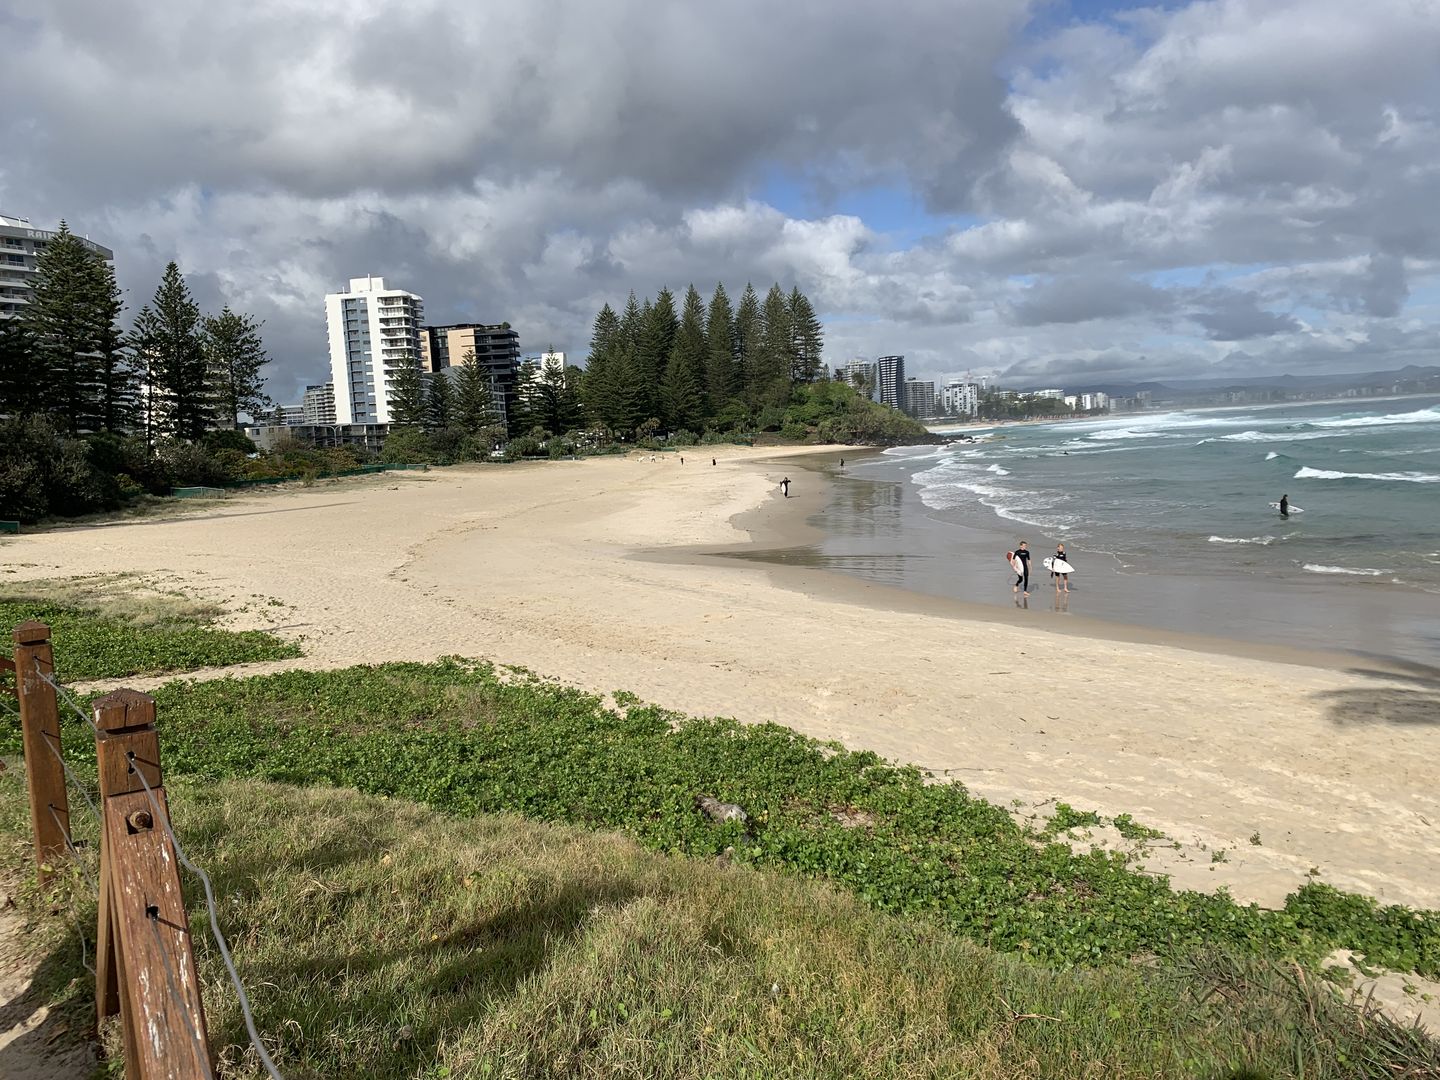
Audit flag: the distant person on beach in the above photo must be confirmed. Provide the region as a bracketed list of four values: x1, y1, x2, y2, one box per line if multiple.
[1279, 494, 1289, 518]
[680, 457, 684, 465]
[1013, 541, 1030, 597]
[1053, 543, 1071, 593]
[839, 458, 845, 468]
[781, 477, 791, 498]
[712, 458, 716, 466]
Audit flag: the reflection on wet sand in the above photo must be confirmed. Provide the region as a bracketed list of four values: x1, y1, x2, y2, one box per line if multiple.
[724, 546, 926, 586]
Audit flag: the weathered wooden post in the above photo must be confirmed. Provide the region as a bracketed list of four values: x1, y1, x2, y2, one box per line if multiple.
[13, 621, 69, 884]
[93, 689, 211, 1078]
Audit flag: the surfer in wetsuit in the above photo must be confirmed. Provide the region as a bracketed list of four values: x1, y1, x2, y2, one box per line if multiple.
[1013, 541, 1031, 597]
[1053, 543, 1072, 594]
[1279, 494, 1289, 518]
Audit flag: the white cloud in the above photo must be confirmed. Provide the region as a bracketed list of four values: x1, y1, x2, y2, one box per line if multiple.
[3, 0, 1439, 397]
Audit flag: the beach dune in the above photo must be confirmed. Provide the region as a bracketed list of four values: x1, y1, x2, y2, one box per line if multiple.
[8, 446, 1437, 911]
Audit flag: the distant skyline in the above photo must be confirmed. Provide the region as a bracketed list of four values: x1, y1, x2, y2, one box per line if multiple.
[3, 0, 1437, 402]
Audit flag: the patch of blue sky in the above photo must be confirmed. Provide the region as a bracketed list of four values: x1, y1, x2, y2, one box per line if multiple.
[1403, 280, 1440, 311]
[1146, 264, 1272, 288]
[752, 169, 978, 250]
[1026, 0, 1191, 37]
[1289, 305, 1329, 326]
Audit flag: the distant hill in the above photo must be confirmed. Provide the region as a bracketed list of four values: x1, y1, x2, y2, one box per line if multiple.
[1035, 364, 1440, 397]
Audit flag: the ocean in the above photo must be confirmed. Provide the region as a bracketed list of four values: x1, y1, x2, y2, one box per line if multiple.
[801, 395, 1440, 663]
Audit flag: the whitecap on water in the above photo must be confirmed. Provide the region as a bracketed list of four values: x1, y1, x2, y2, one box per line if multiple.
[1294, 466, 1440, 483]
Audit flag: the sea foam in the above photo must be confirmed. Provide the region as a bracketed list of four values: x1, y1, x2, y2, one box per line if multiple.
[1312, 404, 1440, 429]
[1294, 466, 1440, 483]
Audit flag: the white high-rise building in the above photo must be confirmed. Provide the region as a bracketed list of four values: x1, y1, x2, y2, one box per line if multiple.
[0, 214, 114, 319]
[302, 382, 336, 424]
[325, 276, 424, 424]
[840, 359, 877, 399]
[943, 380, 979, 417]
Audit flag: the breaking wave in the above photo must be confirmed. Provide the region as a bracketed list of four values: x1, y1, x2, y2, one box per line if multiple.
[1294, 466, 1440, 484]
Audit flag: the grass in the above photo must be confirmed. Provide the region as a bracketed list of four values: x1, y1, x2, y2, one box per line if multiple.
[3, 772, 1437, 1080]
[0, 581, 300, 680]
[9, 658, 1437, 979]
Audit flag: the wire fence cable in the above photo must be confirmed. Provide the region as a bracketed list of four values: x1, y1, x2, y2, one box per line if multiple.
[35, 726, 102, 822]
[145, 912, 218, 1080]
[129, 756, 285, 1080]
[35, 667, 101, 736]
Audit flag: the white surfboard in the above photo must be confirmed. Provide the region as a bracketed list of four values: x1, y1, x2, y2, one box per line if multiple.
[1268, 502, 1304, 513]
[1006, 550, 1023, 574]
[1043, 557, 1074, 573]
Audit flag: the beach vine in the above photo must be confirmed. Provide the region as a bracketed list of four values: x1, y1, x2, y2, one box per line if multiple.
[10, 656, 1435, 979]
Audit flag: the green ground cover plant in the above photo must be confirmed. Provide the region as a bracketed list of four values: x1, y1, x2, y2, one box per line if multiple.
[10, 659, 1436, 979]
[2, 774, 1435, 1080]
[0, 592, 300, 680]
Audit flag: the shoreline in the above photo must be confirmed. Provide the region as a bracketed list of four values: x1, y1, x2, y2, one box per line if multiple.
[660, 449, 1394, 677]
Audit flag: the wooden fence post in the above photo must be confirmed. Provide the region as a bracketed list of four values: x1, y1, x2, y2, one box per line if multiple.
[13, 621, 68, 884]
[93, 689, 211, 1078]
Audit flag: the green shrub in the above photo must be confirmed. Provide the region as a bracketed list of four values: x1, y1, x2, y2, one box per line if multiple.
[380, 427, 434, 465]
[202, 428, 259, 455]
[0, 415, 114, 521]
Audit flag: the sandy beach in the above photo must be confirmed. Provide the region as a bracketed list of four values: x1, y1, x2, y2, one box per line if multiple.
[4, 446, 1437, 914]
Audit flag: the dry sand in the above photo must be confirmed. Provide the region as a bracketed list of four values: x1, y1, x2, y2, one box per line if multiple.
[0, 868, 97, 1078]
[4, 446, 1437, 919]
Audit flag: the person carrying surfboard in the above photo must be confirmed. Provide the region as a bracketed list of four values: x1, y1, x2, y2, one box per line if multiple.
[1051, 543, 1073, 593]
[1012, 541, 1031, 597]
[1279, 494, 1289, 518]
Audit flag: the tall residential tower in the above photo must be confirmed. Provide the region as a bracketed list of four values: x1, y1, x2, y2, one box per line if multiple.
[325, 276, 424, 424]
[875, 355, 906, 410]
[419, 322, 521, 426]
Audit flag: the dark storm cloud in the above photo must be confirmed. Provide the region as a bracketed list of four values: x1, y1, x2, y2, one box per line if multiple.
[1, 0, 1026, 208]
[1009, 274, 1175, 326]
[4, 0, 1439, 397]
[1189, 289, 1300, 341]
[1000, 350, 1167, 380]
[1354, 254, 1409, 318]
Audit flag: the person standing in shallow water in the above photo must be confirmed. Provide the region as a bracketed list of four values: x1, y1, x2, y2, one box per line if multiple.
[1279, 494, 1289, 518]
[1013, 541, 1030, 597]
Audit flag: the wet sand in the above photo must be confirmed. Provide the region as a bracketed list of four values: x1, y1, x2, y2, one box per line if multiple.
[733, 451, 1440, 666]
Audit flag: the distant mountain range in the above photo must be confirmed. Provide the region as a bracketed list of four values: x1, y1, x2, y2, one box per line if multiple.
[1041, 364, 1440, 398]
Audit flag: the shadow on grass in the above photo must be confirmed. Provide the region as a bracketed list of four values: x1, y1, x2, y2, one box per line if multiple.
[0, 919, 99, 1077]
[203, 831, 645, 1077]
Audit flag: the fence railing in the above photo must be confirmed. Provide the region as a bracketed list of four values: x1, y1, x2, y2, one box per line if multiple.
[5, 621, 283, 1079]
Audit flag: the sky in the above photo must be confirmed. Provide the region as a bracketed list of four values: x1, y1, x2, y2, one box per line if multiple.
[3, 0, 1438, 401]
